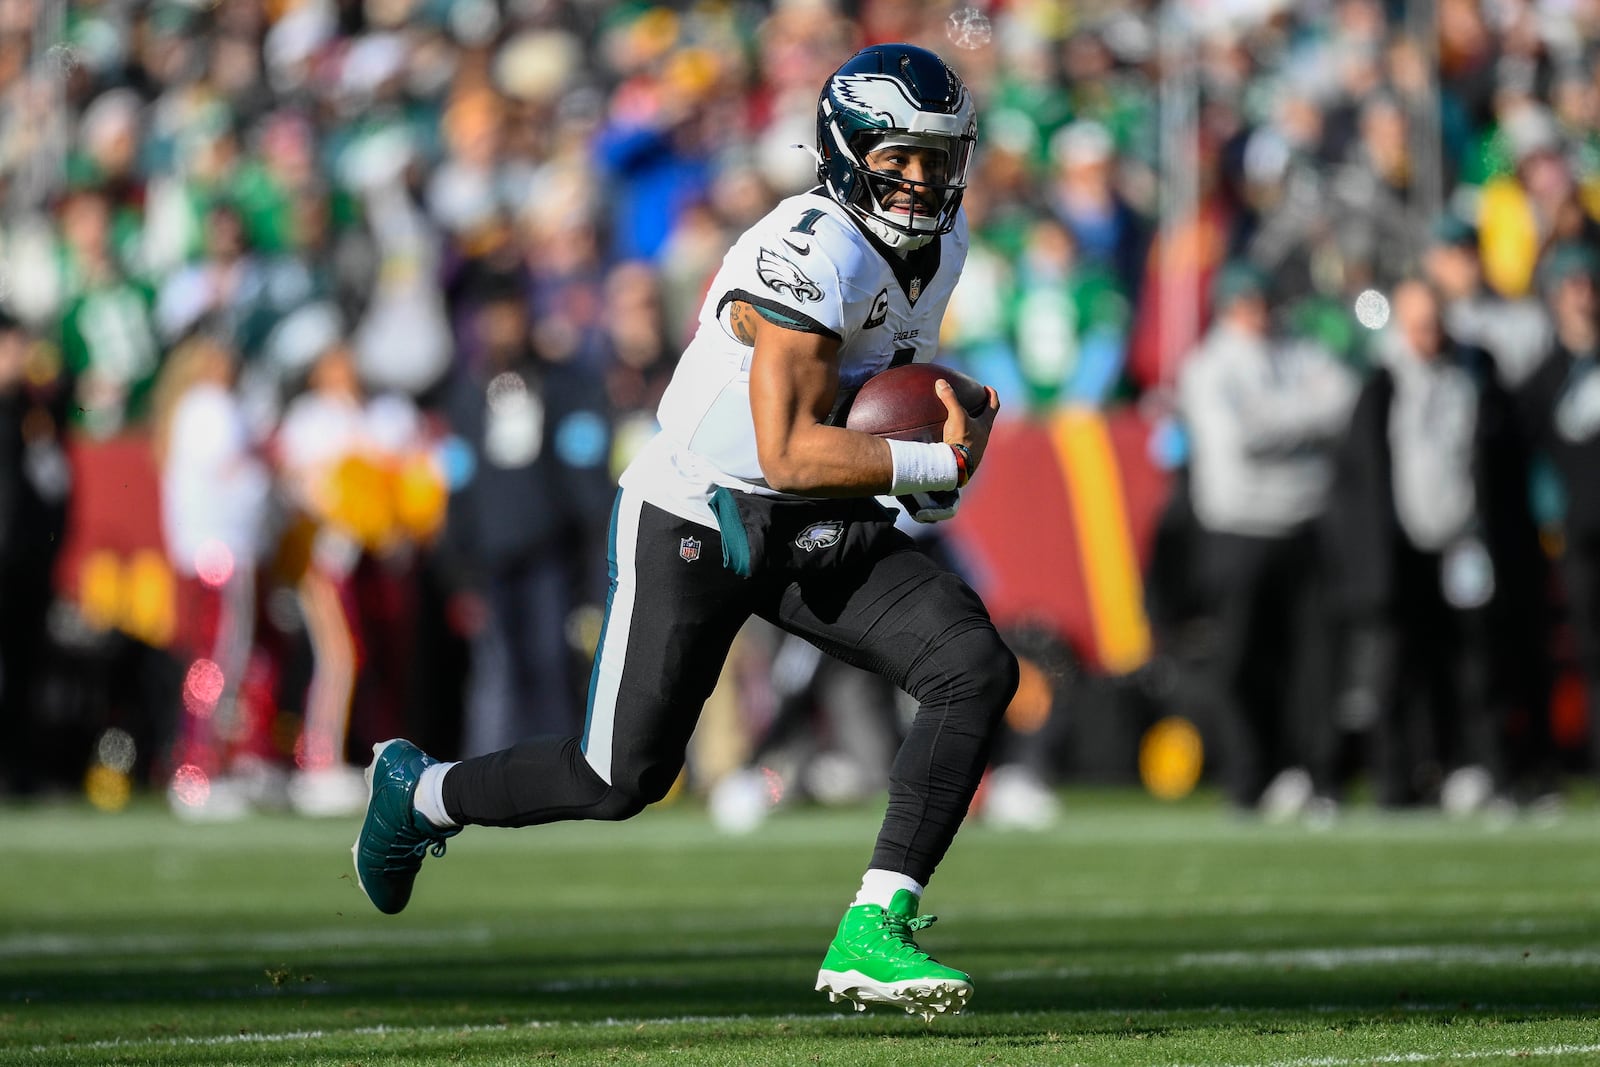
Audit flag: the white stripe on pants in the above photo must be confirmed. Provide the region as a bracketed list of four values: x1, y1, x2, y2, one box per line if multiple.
[581, 490, 643, 785]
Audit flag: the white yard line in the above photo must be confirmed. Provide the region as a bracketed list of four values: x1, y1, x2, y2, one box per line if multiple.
[0, 926, 496, 959]
[24, 1015, 831, 1055]
[990, 943, 1600, 981]
[1178, 1044, 1600, 1067]
[25, 1021, 1600, 1065]
[1177, 945, 1600, 969]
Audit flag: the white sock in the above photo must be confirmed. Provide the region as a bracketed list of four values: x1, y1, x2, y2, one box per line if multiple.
[413, 762, 459, 829]
[851, 869, 924, 909]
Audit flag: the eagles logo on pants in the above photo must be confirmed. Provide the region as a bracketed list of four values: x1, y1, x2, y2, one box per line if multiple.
[796, 521, 844, 551]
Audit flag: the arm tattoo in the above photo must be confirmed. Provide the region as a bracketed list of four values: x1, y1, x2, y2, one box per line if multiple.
[729, 300, 758, 346]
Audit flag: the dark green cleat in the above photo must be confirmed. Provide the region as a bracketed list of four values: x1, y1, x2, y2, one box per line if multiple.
[351, 739, 458, 915]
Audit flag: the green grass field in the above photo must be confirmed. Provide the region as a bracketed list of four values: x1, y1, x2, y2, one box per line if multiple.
[4, 789, 1600, 1066]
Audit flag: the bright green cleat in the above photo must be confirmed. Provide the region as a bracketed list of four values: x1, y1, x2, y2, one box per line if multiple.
[351, 739, 458, 915]
[815, 889, 973, 1020]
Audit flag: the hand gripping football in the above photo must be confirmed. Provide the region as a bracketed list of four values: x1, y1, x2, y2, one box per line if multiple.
[844, 363, 989, 443]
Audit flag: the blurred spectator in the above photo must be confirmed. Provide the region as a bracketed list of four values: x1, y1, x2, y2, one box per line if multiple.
[591, 49, 717, 263]
[154, 199, 307, 357]
[1010, 215, 1131, 410]
[1480, 103, 1600, 299]
[984, 33, 1071, 174]
[274, 335, 431, 815]
[67, 88, 146, 265]
[233, 111, 324, 258]
[1178, 262, 1357, 813]
[961, 110, 1048, 261]
[141, 91, 245, 278]
[55, 187, 162, 438]
[941, 206, 1021, 411]
[342, 134, 453, 400]
[1518, 244, 1600, 779]
[427, 88, 522, 244]
[1422, 213, 1552, 389]
[655, 195, 733, 346]
[148, 333, 275, 820]
[0, 311, 69, 797]
[523, 175, 610, 380]
[1046, 120, 1149, 303]
[1125, 122, 1232, 393]
[1421, 216, 1561, 798]
[1328, 92, 1427, 290]
[1239, 85, 1336, 308]
[600, 259, 675, 422]
[1322, 279, 1540, 810]
[437, 273, 612, 756]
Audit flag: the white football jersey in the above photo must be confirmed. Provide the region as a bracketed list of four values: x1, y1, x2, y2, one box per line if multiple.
[620, 189, 968, 527]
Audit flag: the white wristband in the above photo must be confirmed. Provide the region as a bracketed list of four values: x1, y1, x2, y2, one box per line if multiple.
[886, 438, 959, 494]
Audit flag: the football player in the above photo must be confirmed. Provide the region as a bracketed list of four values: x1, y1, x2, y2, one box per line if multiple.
[353, 43, 1015, 1020]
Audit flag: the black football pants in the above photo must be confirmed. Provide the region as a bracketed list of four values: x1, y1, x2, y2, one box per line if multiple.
[442, 488, 1018, 885]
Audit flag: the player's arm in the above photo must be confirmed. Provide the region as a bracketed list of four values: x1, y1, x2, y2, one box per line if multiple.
[744, 301, 889, 496]
[740, 301, 996, 497]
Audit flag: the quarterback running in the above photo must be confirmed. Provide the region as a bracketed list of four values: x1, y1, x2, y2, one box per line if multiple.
[353, 43, 1017, 1020]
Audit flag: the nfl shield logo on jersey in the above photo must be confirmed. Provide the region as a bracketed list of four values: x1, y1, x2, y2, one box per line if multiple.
[679, 537, 702, 562]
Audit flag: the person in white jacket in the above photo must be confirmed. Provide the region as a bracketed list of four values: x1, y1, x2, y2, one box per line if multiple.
[1178, 262, 1357, 815]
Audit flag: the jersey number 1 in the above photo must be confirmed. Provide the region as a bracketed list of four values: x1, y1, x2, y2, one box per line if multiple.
[791, 208, 825, 235]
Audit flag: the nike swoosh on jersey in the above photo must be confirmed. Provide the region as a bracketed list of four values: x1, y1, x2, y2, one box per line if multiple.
[782, 238, 811, 255]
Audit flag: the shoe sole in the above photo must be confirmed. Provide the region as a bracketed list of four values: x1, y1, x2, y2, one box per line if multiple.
[815, 969, 972, 1021]
[350, 740, 404, 909]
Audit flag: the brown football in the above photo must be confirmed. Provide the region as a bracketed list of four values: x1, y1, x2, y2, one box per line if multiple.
[844, 363, 989, 443]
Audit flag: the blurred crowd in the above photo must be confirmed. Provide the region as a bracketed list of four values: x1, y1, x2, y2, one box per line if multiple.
[0, 0, 1598, 823]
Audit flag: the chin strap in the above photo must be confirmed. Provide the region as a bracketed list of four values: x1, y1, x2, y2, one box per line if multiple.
[852, 206, 934, 253]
